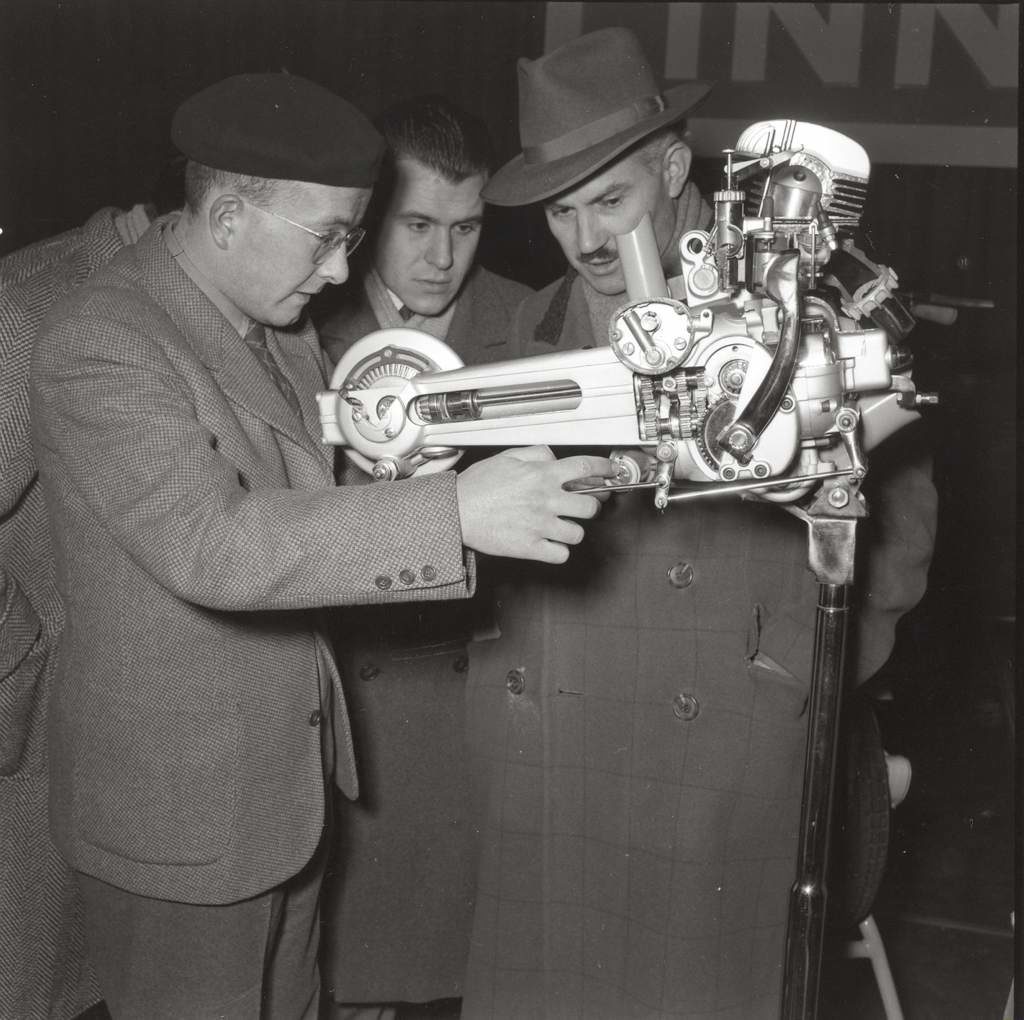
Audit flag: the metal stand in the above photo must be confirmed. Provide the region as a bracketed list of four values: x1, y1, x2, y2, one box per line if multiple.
[781, 490, 866, 1020]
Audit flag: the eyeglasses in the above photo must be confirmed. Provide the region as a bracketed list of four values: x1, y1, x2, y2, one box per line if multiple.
[248, 203, 366, 265]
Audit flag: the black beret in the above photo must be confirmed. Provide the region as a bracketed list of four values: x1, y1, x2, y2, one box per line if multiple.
[171, 72, 384, 188]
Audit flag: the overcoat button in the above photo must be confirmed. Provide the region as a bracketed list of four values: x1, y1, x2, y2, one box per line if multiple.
[668, 562, 694, 588]
[399, 569, 416, 585]
[374, 575, 393, 590]
[673, 692, 700, 720]
[359, 664, 381, 682]
[506, 668, 525, 695]
[453, 656, 469, 674]
[422, 565, 437, 581]
[309, 709, 323, 726]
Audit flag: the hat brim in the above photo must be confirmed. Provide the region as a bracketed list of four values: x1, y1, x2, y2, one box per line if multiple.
[482, 81, 712, 207]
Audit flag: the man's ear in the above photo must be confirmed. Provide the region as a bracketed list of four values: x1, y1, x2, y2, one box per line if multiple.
[208, 193, 243, 251]
[663, 140, 692, 200]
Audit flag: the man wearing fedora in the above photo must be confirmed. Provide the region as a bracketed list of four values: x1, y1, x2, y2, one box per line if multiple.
[461, 27, 937, 1018]
[29, 72, 613, 1019]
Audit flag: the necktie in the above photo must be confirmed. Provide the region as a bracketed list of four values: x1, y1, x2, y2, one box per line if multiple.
[243, 323, 302, 416]
[398, 304, 415, 322]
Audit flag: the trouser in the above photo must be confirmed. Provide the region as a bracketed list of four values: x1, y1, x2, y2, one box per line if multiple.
[76, 831, 328, 1020]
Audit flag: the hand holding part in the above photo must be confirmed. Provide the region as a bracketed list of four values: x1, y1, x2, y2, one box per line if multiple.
[456, 446, 616, 564]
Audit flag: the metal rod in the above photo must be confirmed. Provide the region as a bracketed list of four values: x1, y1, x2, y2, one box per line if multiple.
[781, 578, 851, 1019]
[565, 468, 850, 498]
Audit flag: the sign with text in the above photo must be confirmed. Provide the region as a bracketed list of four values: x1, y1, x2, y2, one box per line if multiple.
[544, 3, 1017, 167]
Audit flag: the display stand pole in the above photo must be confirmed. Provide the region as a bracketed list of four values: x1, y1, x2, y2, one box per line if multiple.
[781, 495, 865, 1020]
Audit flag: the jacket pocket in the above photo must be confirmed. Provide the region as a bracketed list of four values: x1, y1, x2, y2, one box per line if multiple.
[74, 686, 238, 865]
[0, 633, 49, 776]
[0, 577, 47, 776]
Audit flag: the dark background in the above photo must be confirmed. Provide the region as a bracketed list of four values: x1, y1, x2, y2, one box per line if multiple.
[1, 2, 1016, 1016]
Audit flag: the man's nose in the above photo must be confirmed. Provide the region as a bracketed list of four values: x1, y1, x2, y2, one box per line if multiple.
[575, 211, 605, 255]
[426, 229, 454, 270]
[316, 246, 349, 286]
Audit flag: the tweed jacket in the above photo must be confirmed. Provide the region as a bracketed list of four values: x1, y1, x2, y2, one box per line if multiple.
[30, 218, 475, 906]
[460, 272, 937, 1018]
[0, 206, 133, 1020]
[318, 264, 532, 1004]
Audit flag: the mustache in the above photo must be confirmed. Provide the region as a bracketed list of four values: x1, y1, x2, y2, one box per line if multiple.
[578, 246, 617, 266]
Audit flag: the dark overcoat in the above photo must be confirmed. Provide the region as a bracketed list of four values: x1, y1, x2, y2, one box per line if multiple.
[0, 207, 131, 1020]
[318, 264, 532, 1003]
[460, 273, 937, 1019]
[30, 218, 474, 907]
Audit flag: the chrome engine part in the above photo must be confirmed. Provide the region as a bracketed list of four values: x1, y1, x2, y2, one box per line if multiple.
[317, 119, 935, 507]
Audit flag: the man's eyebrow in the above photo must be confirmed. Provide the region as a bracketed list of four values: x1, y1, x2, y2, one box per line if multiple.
[317, 215, 357, 231]
[546, 181, 629, 211]
[394, 210, 440, 223]
[394, 210, 484, 225]
[586, 181, 629, 205]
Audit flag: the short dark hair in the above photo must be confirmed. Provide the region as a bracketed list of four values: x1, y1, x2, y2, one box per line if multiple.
[375, 96, 494, 184]
[183, 161, 293, 213]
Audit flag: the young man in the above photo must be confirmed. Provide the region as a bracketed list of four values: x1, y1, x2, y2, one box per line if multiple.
[318, 95, 530, 364]
[29, 72, 612, 1019]
[460, 28, 937, 1018]
[315, 96, 531, 1018]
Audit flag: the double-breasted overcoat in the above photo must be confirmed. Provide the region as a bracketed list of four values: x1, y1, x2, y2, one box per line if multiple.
[460, 272, 937, 1019]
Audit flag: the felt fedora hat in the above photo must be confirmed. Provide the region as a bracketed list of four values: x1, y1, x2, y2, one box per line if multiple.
[483, 27, 711, 207]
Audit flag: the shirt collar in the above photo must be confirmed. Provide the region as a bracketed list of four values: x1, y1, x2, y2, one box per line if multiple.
[384, 282, 405, 312]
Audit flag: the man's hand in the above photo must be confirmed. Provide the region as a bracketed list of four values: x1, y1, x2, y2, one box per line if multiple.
[456, 446, 616, 563]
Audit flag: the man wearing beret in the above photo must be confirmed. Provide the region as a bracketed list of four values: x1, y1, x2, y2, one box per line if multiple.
[29, 72, 613, 1019]
[460, 28, 937, 1018]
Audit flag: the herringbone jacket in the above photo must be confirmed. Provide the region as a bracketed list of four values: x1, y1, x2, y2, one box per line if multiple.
[30, 217, 474, 905]
[0, 206, 131, 1020]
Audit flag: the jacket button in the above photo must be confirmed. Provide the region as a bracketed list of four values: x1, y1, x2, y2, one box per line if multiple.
[453, 655, 469, 674]
[359, 664, 380, 682]
[399, 568, 416, 585]
[506, 668, 525, 695]
[667, 562, 694, 588]
[309, 709, 323, 726]
[673, 692, 700, 721]
[422, 565, 437, 581]
[374, 575, 393, 590]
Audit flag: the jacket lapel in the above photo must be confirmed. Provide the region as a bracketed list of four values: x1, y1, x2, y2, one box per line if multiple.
[269, 326, 335, 474]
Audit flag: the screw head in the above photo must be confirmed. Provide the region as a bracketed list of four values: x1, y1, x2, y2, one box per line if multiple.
[667, 562, 694, 589]
[673, 692, 700, 721]
[728, 429, 751, 451]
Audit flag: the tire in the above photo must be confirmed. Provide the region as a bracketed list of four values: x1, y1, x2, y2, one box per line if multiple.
[827, 694, 892, 929]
